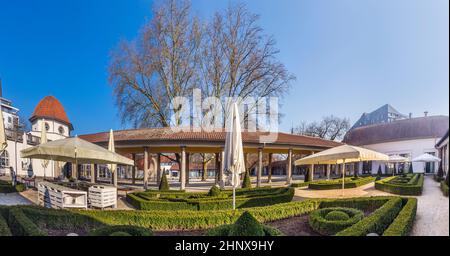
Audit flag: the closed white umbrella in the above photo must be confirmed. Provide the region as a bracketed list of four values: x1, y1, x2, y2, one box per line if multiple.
[295, 145, 389, 197]
[108, 129, 118, 187]
[223, 102, 246, 210]
[41, 119, 49, 179]
[0, 108, 7, 153]
[21, 137, 134, 166]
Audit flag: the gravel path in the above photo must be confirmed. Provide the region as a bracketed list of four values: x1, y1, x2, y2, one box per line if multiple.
[411, 176, 449, 236]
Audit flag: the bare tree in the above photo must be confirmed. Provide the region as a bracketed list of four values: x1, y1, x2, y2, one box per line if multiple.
[109, 0, 294, 129]
[294, 115, 350, 141]
[109, 0, 202, 128]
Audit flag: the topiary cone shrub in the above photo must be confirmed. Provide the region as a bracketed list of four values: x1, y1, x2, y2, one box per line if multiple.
[229, 212, 265, 236]
[242, 169, 252, 189]
[408, 164, 413, 174]
[208, 185, 221, 197]
[437, 162, 444, 178]
[304, 169, 309, 182]
[159, 173, 170, 191]
[376, 165, 383, 181]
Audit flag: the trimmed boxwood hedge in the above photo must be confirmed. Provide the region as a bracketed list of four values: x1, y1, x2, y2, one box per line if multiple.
[7, 208, 47, 236]
[336, 198, 403, 236]
[308, 177, 375, 190]
[0, 208, 11, 236]
[309, 207, 364, 235]
[441, 181, 449, 197]
[127, 187, 295, 211]
[207, 212, 282, 236]
[375, 174, 424, 196]
[89, 225, 153, 236]
[0, 180, 26, 193]
[290, 182, 310, 188]
[383, 198, 417, 236]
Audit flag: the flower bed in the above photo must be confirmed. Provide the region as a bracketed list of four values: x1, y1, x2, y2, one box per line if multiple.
[308, 207, 364, 235]
[308, 176, 375, 190]
[375, 174, 424, 195]
[127, 187, 295, 211]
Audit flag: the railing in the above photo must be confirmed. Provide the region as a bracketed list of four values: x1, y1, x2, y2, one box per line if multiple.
[26, 134, 41, 145]
[5, 129, 24, 143]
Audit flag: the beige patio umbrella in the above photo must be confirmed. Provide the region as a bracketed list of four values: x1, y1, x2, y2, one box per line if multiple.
[0, 108, 7, 153]
[295, 145, 389, 197]
[108, 129, 118, 187]
[223, 102, 246, 210]
[41, 119, 49, 179]
[387, 155, 409, 176]
[21, 137, 134, 166]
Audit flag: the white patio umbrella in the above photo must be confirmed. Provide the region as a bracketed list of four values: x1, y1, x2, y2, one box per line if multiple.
[295, 145, 389, 197]
[40, 119, 49, 179]
[108, 129, 118, 187]
[412, 153, 441, 173]
[223, 102, 246, 210]
[412, 153, 441, 163]
[388, 155, 409, 176]
[21, 137, 134, 166]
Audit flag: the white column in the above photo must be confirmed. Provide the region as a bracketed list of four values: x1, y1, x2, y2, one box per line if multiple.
[143, 147, 149, 190]
[220, 150, 225, 188]
[257, 148, 263, 187]
[180, 147, 186, 190]
[286, 149, 293, 184]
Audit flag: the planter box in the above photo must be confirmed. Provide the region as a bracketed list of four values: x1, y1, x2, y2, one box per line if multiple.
[38, 182, 88, 209]
[88, 185, 117, 209]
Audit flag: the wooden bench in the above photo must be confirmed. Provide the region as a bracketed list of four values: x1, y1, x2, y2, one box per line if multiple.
[38, 182, 88, 209]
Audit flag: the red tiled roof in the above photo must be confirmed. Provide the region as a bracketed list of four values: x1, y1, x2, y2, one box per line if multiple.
[80, 127, 342, 149]
[30, 96, 72, 128]
[344, 116, 449, 146]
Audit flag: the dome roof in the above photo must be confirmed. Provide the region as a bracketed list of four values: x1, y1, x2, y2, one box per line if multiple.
[30, 96, 73, 130]
[343, 115, 449, 146]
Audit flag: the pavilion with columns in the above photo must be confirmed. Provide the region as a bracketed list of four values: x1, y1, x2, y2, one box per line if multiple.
[79, 127, 342, 190]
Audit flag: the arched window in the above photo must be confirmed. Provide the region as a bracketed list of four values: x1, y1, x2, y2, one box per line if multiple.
[0, 151, 9, 168]
[58, 126, 65, 135]
[45, 122, 50, 131]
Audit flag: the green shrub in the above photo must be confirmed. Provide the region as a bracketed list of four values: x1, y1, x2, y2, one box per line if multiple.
[308, 177, 375, 190]
[89, 225, 153, 236]
[11, 196, 399, 232]
[229, 212, 265, 236]
[159, 173, 170, 191]
[207, 211, 282, 236]
[441, 181, 449, 197]
[208, 186, 221, 197]
[242, 170, 252, 189]
[309, 207, 364, 235]
[7, 208, 47, 236]
[383, 198, 417, 236]
[0, 181, 26, 193]
[290, 182, 309, 188]
[446, 172, 449, 186]
[336, 198, 403, 236]
[110, 231, 132, 236]
[325, 211, 350, 221]
[304, 170, 309, 182]
[0, 210, 11, 236]
[375, 174, 424, 195]
[127, 187, 294, 211]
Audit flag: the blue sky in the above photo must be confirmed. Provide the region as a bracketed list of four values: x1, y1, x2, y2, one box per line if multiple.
[0, 0, 448, 135]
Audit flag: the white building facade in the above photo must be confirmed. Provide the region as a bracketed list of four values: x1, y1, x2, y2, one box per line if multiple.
[344, 115, 449, 175]
[1, 91, 73, 178]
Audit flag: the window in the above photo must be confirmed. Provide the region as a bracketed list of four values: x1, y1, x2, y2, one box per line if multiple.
[58, 126, 65, 135]
[7, 117, 12, 123]
[0, 151, 9, 168]
[45, 122, 50, 131]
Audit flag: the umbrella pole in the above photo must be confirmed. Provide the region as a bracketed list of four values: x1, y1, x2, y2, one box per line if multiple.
[233, 186, 236, 210]
[342, 164, 345, 197]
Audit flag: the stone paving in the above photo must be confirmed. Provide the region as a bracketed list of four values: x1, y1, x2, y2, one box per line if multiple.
[0, 192, 33, 206]
[411, 176, 449, 236]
